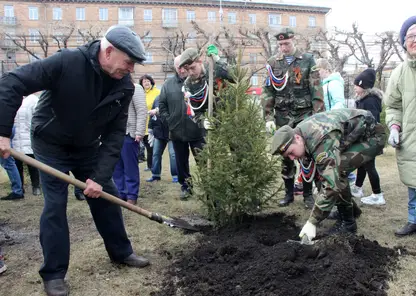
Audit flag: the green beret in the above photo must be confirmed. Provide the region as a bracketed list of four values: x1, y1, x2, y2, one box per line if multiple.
[270, 125, 295, 155]
[179, 48, 200, 68]
[274, 28, 295, 41]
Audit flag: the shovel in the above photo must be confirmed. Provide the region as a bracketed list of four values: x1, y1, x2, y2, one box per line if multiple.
[10, 148, 199, 232]
[287, 235, 316, 245]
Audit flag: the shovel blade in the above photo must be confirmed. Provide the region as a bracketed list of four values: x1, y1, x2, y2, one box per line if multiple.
[161, 215, 200, 232]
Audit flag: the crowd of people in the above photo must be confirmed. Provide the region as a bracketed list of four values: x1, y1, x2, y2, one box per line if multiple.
[0, 15, 415, 296]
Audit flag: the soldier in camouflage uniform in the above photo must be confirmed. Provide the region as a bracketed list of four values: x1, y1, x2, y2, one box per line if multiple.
[263, 28, 325, 209]
[271, 109, 386, 241]
[179, 46, 232, 129]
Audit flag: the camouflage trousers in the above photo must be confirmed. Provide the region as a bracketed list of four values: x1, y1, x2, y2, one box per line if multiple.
[312, 124, 386, 223]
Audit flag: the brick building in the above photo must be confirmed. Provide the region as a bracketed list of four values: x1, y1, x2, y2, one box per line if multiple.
[0, 0, 330, 85]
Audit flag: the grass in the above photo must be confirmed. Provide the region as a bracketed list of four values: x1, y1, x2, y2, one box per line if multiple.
[0, 147, 415, 295]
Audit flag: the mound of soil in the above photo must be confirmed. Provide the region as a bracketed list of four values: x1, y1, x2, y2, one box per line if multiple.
[151, 213, 399, 296]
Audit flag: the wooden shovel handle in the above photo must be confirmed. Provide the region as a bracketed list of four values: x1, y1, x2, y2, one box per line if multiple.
[10, 148, 153, 219]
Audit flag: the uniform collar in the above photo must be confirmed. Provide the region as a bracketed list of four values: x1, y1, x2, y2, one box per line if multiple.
[276, 48, 304, 61]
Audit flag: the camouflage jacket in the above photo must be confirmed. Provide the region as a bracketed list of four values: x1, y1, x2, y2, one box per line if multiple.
[182, 60, 231, 122]
[296, 109, 381, 223]
[263, 49, 325, 128]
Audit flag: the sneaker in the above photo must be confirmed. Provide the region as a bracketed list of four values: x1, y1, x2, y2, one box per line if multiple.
[361, 193, 386, 205]
[0, 254, 7, 275]
[350, 185, 364, 198]
[172, 176, 179, 183]
[144, 167, 151, 172]
[0, 192, 24, 200]
[32, 187, 42, 196]
[146, 177, 161, 182]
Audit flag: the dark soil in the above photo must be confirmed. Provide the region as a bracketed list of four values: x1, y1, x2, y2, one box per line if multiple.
[151, 213, 399, 296]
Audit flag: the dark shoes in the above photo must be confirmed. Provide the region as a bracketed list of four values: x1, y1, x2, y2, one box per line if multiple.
[1, 192, 24, 200]
[279, 178, 295, 207]
[32, 187, 42, 196]
[279, 194, 294, 207]
[118, 253, 150, 268]
[395, 222, 416, 237]
[180, 188, 192, 201]
[43, 279, 69, 296]
[146, 177, 161, 182]
[74, 192, 86, 201]
[303, 194, 314, 209]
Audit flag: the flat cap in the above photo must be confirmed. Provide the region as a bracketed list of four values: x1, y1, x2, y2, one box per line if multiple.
[179, 48, 200, 68]
[274, 28, 295, 41]
[270, 125, 295, 155]
[105, 25, 146, 63]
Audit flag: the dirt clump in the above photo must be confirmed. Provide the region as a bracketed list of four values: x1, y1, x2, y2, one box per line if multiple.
[151, 213, 398, 296]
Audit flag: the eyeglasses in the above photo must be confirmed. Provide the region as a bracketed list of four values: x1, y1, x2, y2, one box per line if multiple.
[405, 34, 416, 43]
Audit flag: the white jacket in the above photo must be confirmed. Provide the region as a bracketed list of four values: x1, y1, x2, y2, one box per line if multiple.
[12, 94, 39, 154]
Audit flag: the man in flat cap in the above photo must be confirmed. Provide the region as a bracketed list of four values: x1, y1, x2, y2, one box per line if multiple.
[170, 45, 231, 199]
[0, 25, 149, 295]
[271, 109, 385, 242]
[263, 27, 325, 209]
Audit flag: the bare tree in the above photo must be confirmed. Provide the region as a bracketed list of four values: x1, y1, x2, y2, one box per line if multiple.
[239, 27, 277, 59]
[77, 24, 104, 43]
[51, 24, 75, 49]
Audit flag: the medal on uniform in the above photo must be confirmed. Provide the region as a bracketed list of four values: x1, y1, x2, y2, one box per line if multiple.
[265, 64, 288, 91]
[293, 66, 302, 84]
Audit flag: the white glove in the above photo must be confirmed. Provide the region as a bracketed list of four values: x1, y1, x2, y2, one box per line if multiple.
[388, 127, 400, 148]
[299, 221, 316, 241]
[203, 119, 212, 130]
[148, 133, 155, 148]
[265, 121, 276, 134]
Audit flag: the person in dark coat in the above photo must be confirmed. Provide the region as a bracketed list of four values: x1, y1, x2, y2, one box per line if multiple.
[0, 25, 150, 296]
[350, 68, 385, 206]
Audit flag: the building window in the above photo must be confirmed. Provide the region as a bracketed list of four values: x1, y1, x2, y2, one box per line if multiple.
[249, 53, 257, 64]
[29, 29, 39, 43]
[250, 75, 258, 86]
[187, 10, 195, 22]
[28, 7, 38, 20]
[187, 31, 196, 43]
[77, 34, 84, 44]
[76, 8, 85, 21]
[118, 7, 134, 26]
[208, 11, 215, 22]
[53, 7, 62, 20]
[308, 16, 316, 27]
[144, 9, 152, 22]
[144, 52, 152, 63]
[268, 14, 281, 26]
[162, 8, 178, 28]
[52, 31, 63, 44]
[4, 5, 14, 17]
[228, 12, 236, 24]
[99, 8, 108, 21]
[248, 14, 256, 25]
[289, 16, 296, 27]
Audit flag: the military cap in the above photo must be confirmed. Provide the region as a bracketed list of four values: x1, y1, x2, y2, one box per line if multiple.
[179, 48, 200, 68]
[274, 28, 295, 40]
[270, 125, 295, 155]
[105, 25, 146, 63]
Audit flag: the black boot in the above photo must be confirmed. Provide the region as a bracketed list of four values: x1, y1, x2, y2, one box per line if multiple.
[279, 178, 294, 207]
[394, 222, 416, 236]
[352, 199, 362, 218]
[302, 179, 314, 209]
[328, 204, 357, 235]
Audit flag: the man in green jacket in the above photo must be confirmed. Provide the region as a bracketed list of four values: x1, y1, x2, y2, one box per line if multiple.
[271, 109, 386, 242]
[263, 28, 325, 209]
[385, 15, 416, 236]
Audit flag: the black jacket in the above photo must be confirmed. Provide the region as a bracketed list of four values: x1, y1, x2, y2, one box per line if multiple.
[159, 74, 205, 142]
[148, 97, 169, 141]
[0, 40, 133, 184]
[355, 88, 383, 123]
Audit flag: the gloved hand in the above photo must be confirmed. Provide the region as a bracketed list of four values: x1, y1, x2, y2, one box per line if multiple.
[299, 221, 316, 241]
[206, 44, 219, 57]
[203, 119, 212, 130]
[265, 121, 276, 135]
[148, 133, 155, 148]
[388, 125, 400, 148]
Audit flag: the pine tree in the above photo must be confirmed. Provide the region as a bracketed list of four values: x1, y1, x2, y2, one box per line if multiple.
[193, 57, 282, 226]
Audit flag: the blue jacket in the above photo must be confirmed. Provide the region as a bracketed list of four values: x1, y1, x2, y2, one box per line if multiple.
[322, 72, 345, 110]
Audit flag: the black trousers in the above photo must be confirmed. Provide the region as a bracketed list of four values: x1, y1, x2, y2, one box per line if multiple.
[143, 135, 153, 169]
[172, 138, 206, 192]
[355, 158, 381, 194]
[14, 153, 40, 188]
[32, 137, 133, 281]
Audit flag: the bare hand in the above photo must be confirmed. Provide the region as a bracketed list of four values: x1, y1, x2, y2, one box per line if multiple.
[0, 136, 11, 159]
[84, 179, 103, 198]
[135, 135, 143, 142]
[148, 109, 158, 116]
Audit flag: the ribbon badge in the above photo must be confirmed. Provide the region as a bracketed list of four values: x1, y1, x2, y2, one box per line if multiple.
[293, 66, 302, 84]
